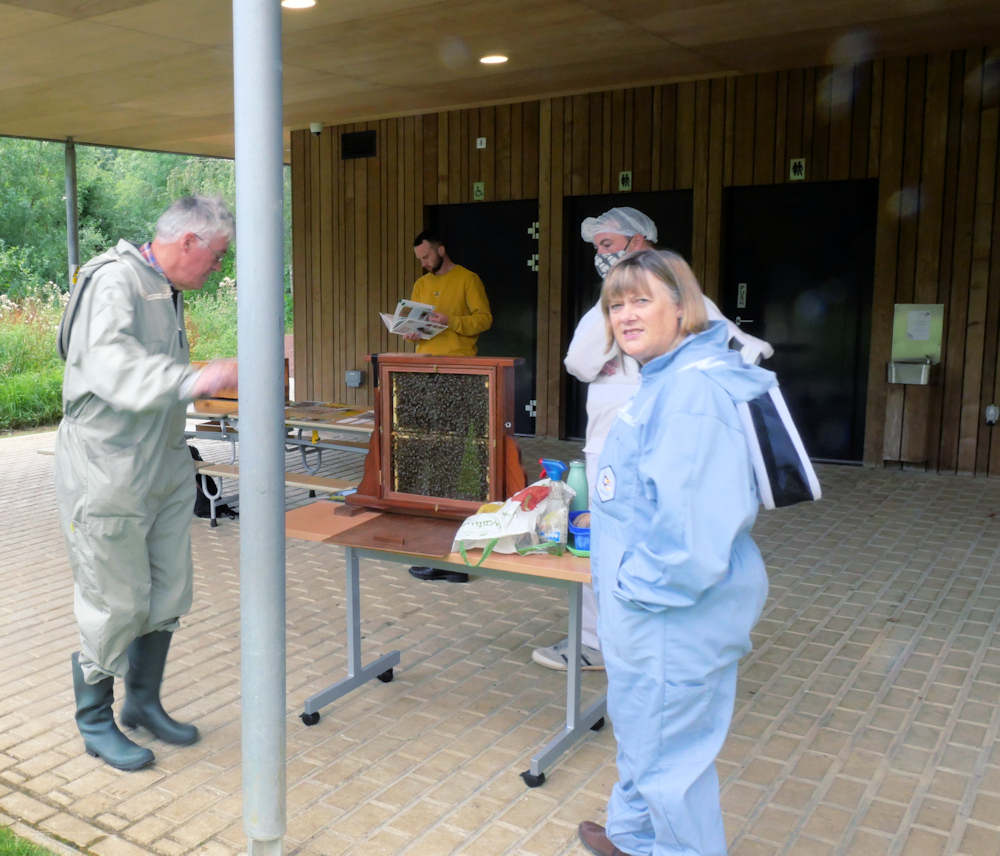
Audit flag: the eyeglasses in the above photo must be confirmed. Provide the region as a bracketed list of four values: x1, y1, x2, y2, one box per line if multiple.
[194, 233, 228, 265]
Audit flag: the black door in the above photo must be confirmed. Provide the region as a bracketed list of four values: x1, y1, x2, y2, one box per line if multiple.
[426, 200, 539, 435]
[721, 180, 877, 462]
[563, 190, 693, 440]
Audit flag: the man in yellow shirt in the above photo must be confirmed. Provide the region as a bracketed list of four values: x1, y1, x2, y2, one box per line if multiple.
[407, 230, 492, 584]
[406, 231, 492, 356]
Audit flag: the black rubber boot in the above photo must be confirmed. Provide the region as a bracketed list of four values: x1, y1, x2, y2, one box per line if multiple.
[120, 631, 199, 746]
[71, 652, 155, 771]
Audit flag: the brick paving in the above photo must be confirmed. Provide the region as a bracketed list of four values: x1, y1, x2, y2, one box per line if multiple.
[2, 427, 1000, 856]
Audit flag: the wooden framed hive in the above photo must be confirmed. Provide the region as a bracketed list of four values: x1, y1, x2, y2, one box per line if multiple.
[345, 354, 527, 519]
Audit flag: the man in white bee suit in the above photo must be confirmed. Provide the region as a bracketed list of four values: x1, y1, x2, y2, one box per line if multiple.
[531, 207, 774, 672]
[55, 196, 238, 771]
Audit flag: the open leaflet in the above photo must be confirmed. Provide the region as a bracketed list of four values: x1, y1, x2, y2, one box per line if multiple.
[379, 299, 447, 339]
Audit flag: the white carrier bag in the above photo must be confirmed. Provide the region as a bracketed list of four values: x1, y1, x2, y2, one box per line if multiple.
[736, 385, 822, 510]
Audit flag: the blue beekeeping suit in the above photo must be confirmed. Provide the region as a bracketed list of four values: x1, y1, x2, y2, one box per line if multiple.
[591, 321, 775, 856]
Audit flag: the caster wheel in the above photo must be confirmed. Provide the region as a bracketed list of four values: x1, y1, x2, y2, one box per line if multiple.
[519, 770, 545, 788]
[590, 717, 605, 732]
[377, 668, 394, 683]
[300, 711, 320, 726]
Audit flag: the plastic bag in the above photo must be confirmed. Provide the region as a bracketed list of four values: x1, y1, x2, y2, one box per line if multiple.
[522, 481, 573, 555]
[452, 479, 576, 564]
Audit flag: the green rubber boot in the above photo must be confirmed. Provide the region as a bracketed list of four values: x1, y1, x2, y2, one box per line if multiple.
[71, 652, 155, 771]
[120, 631, 199, 746]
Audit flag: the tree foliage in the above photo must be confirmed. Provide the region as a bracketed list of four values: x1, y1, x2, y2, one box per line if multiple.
[0, 136, 292, 307]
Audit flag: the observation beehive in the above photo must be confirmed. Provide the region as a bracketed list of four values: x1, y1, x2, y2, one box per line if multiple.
[346, 355, 526, 519]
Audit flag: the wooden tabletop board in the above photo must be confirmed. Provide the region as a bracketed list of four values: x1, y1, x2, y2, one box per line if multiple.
[285, 501, 591, 584]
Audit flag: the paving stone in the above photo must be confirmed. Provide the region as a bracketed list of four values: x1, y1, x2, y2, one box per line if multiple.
[8, 433, 1000, 855]
[39, 811, 107, 847]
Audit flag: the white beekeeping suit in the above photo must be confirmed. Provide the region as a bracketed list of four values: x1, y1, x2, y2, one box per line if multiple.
[535, 206, 774, 665]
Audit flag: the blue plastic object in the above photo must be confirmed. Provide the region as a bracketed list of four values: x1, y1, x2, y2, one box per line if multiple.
[539, 458, 568, 481]
[569, 510, 590, 551]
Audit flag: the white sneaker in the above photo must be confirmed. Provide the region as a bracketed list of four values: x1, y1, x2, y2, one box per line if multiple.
[532, 639, 604, 671]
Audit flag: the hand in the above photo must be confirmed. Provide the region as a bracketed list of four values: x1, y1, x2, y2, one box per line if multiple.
[598, 357, 619, 377]
[402, 332, 422, 341]
[189, 358, 238, 398]
[739, 338, 774, 365]
[428, 311, 449, 325]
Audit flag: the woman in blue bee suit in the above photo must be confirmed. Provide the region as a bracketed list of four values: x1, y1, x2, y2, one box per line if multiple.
[579, 250, 774, 856]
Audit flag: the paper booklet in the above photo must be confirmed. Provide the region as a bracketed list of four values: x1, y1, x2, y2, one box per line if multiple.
[380, 299, 447, 339]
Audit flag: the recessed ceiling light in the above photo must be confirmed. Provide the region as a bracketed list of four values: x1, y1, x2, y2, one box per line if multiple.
[281, 0, 315, 8]
[480, 55, 508, 65]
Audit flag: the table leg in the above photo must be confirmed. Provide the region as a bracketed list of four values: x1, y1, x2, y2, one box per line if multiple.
[297, 428, 323, 475]
[219, 417, 237, 465]
[521, 580, 607, 787]
[197, 472, 224, 529]
[301, 546, 400, 723]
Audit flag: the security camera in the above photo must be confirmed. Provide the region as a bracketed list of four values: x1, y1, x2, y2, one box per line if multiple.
[309, 122, 323, 137]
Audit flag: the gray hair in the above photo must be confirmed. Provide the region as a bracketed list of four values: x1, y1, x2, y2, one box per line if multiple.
[155, 195, 235, 243]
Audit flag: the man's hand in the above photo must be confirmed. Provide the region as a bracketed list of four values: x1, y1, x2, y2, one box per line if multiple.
[428, 311, 449, 326]
[598, 356, 619, 377]
[189, 358, 238, 398]
[402, 332, 422, 341]
[738, 336, 774, 366]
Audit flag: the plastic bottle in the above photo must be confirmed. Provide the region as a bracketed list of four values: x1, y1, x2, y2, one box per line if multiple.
[539, 458, 568, 482]
[567, 459, 589, 512]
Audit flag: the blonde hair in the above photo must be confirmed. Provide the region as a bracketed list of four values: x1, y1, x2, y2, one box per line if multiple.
[600, 249, 709, 349]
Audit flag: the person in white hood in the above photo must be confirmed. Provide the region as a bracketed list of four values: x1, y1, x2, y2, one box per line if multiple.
[531, 207, 772, 673]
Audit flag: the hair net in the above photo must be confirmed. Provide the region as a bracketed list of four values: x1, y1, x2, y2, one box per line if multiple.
[580, 207, 658, 244]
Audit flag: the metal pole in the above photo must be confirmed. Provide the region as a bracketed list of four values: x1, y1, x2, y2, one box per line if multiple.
[64, 138, 79, 287]
[233, 2, 286, 855]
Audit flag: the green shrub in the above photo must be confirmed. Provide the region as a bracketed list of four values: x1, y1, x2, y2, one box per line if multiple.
[186, 276, 238, 360]
[0, 365, 63, 430]
[0, 283, 65, 430]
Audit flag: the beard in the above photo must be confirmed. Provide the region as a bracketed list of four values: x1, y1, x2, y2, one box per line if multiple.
[425, 250, 444, 274]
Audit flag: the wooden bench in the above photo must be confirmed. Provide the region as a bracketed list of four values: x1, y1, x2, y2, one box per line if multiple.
[195, 461, 357, 527]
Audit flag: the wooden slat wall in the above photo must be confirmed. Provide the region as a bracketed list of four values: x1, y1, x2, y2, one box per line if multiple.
[291, 46, 1000, 473]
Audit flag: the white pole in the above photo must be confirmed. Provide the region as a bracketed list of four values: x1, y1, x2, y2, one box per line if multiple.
[232, 2, 287, 855]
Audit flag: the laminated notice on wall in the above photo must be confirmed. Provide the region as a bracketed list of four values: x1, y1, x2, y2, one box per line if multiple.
[891, 304, 943, 363]
[906, 309, 932, 341]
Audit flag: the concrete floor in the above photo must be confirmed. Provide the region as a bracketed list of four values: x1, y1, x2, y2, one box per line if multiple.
[2, 428, 1000, 856]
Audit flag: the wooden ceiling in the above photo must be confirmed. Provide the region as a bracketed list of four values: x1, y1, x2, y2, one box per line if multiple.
[0, 0, 997, 159]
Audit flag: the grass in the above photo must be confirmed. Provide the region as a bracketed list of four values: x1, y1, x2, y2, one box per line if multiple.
[0, 275, 248, 431]
[0, 827, 56, 856]
[0, 367, 63, 430]
[0, 284, 64, 431]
